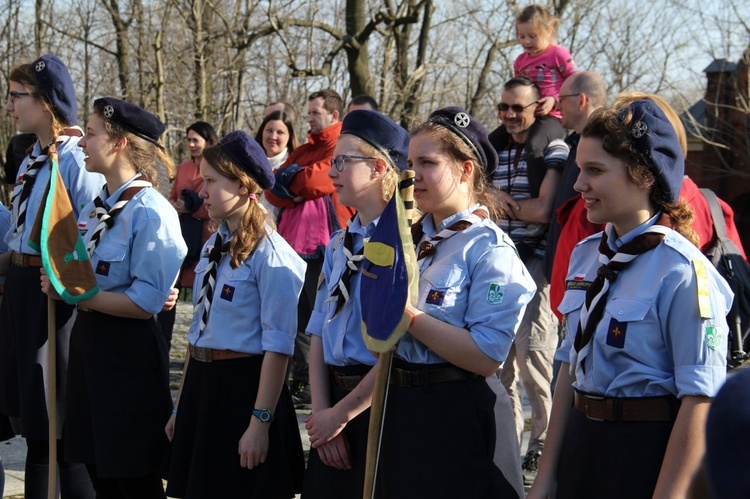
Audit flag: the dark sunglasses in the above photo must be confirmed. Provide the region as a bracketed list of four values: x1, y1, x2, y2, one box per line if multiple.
[496, 101, 538, 113]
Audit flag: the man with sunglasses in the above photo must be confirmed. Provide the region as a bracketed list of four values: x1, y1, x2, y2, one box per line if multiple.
[488, 76, 569, 486]
[265, 88, 356, 410]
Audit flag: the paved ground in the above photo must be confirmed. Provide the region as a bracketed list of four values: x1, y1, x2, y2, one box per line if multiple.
[1, 298, 532, 497]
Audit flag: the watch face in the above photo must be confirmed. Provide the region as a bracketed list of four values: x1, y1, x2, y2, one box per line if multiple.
[254, 409, 272, 423]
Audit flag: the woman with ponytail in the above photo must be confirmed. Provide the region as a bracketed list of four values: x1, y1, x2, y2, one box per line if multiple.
[0, 54, 103, 498]
[41, 97, 186, 496]
[164, 131, 306, 498]
[528, 100, 734, 499]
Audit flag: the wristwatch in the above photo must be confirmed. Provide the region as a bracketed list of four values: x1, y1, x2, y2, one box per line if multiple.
[252, 409, 274, 423]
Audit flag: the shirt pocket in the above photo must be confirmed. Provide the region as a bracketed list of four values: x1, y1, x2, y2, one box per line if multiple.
[215, 264, 251, 304]
[92, 241, 128, 285]
[558, 290, 586, 339]
[419, 264, 467, 317]
[602, 298, 651, 349]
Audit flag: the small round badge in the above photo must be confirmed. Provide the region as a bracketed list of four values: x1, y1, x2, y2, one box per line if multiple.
[35, 61, 46, 72]
[631, 121, 648, 138]
[454, 112, 470, 128]
[103, 105, 115, 118]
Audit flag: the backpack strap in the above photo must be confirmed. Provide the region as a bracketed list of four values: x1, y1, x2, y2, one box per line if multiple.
[700, 188, 728, 240]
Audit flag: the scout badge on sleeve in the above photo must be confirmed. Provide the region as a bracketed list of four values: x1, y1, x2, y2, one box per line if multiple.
[28, 150, 99, 304]
[360, 169, 418, 352]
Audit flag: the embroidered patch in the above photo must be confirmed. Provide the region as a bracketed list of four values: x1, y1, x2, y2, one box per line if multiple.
[426, 289, 445, 306]
[704, 325, 721, 350]
[202, 247, 211, 258]
[220, 284, 235, 301]
[487, 283, 504, 304]
[95, 261, 111, 276]
[565, 277, 591, 291]
[606, 318, 627, 348]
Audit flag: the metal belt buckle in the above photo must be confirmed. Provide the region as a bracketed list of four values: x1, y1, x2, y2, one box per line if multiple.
[192, 347, 212, 363]
[584, 394, 605, 421]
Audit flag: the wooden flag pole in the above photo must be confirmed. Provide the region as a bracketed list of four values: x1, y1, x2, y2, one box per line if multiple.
[47, 296, 57, 499]
[362, 170, 416, 499]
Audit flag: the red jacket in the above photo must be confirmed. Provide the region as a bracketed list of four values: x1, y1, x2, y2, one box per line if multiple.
[264, 122, 354, 228]
[549, 176, 747, 320]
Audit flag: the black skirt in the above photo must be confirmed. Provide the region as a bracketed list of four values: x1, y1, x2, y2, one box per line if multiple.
[165, 354, 304, 499]
[556, 407, 675, 499]
[0, 263, 76, 440]
[64, 309, 172, 477]
[375, 361, 524, 499]
[302, 363, 372, 499]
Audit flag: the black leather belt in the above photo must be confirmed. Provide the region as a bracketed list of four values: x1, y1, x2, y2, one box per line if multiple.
[574, 390, 680, 422]
[331, 370, 365, 391]
[390, 363, 478, 388]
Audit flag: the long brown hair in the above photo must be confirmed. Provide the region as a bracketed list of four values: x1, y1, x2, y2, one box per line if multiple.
[582, 106, 698, 246]
[9, 63, 66, 138]
[201, 144, 269, 268]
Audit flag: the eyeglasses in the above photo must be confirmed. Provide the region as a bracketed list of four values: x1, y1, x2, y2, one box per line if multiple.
[558, 93, 581, 100]
[496, 101, 538, 113]
[7, 91, 38, 104]
[331, 154, 376, 172]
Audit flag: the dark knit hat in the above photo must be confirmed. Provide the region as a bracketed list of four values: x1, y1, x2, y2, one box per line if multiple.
[31, 54, 77, 125]
[427, 107, 499, 179]
[94, 97, 165, 148]
[340, 110, 410, 171]
[621, 100, 684, 203]
[218, 130, 275, 190]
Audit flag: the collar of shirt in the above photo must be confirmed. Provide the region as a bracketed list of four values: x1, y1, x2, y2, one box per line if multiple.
[349, 214, 379, 239]
[423, 203, 484, 237]
[102, 173, 147, 209]
[608, 211, 662, 251]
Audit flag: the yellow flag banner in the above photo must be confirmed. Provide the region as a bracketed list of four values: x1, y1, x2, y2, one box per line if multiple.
[28, 156, 98, 304]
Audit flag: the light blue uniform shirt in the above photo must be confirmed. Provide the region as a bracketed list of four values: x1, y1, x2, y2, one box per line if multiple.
[556, 215, 733, 398]
[5, 136, 104, 254]
[307, 215, 379, 367]
[0, 204, 11, 254]
[395, 205, 536, 364]
[188, 221, 306, 355]
[79, 175, 186, 315]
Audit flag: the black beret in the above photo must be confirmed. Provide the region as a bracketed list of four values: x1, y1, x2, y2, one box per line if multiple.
[94, 97, 165, 148]
[31, 54, 77, 125]
[427, 107, 498, 179]
[341, 110, 410, 171]
[219, 130, 275, 190]
[621, 100, 684, 203]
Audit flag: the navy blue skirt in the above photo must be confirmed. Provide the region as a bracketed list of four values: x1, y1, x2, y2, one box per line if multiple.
[375, 361, 524, 499]
[64, 309, 172, 477]
[302, 363, 373, 499]
[0, 263, 76, 440]
[165, 354, 304, 498]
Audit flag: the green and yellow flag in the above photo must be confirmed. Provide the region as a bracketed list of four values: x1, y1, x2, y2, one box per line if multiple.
[28, 153, 98, 304]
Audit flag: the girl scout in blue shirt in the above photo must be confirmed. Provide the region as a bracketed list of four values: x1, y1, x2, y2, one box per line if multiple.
[41, 97, 186, 497]
[528, 101, 733, 499]
[0, 54, 103, 498]
[301, 110, 409, 498]
[164, 131, 306, 498]
[375, 108, 536, 499]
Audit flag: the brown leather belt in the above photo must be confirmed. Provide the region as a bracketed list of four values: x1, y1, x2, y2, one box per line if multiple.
[573, 390, 680, 422]
[331, 369, 365, 391]
[189, 345, 257, 363]
[390, 364, 478, 388]
[11, 251, 42, 267]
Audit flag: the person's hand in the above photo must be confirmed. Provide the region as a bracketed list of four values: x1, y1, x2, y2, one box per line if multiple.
[305, 407, 346, 448]
[316, 433, 352, 470]
[165, 412, 176, 441]
[535, 96, 556, 116]
[495, 190, 521, 220]
[238, 418, 270, 469]
[162, 288, 179, 312]
[172, 198, 188, 214]
[39, 268, 62, 300]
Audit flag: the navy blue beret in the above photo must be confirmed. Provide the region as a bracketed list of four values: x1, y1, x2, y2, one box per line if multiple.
[94, 97, 165, 148]
[219, 130, 275, 190]
[621, 100, 684, 203]
[31, 54, 77, 125]
[427, 107, 498, 180]
[341, 110, 410, 171]
[705, 369, 750, 498]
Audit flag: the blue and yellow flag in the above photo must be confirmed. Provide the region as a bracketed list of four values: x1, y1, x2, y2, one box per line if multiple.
[360, 172, 418, 352]
[28, 154, 98, 304]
